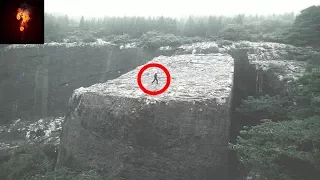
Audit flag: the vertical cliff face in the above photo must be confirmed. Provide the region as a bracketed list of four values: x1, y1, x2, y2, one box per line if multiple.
[0, 43, 155, 123]
[57, 54, 234, 180]
[228, 47, 308, 180]
[0, 41, 313, 124]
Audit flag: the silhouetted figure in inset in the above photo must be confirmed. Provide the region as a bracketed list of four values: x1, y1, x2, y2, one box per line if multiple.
[152, 73, 158, 84]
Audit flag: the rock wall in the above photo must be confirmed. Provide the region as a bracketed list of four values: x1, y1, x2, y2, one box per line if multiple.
[59, 96, 229, 180]
[0, 43, 156, 123]
[228, 48, 308, 180]
[57, 54, 234, 180]
[1, 41, 314, 124]
[1, 41, 315, 180]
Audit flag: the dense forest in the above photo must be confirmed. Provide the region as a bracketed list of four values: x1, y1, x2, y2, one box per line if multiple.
[44, 6, 320, 50]
[0, 5, 320, 180]
[45, 12, 295, 38]
[44, 12, 298, 48]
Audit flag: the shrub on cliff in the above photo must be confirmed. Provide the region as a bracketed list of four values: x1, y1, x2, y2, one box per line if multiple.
[0, 145, 55, 180]
[110, 34, 131, 45]
[0, 143, 105, 180]
[218, 24, 251, 41]
[139, 31, 205, 50]
[45, 32, 66, 43]
[139, 31, 182, 50]
[233, 71, 320, 179]
[231, 116, 320, 180]
[237, 95, 291, 123]
[82, 34, 96, 43]
[217, 19, 293, 43]
[261, 28, 291, 43]
[26, 167, 76, 180]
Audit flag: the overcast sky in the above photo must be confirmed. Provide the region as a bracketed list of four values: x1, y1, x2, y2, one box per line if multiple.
[45, 0, 320, 18]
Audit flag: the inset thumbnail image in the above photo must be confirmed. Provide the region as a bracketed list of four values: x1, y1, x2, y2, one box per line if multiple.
[0, 0, 44, 44]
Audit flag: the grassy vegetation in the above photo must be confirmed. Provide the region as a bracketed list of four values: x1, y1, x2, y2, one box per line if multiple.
[0, 144, 107, 180]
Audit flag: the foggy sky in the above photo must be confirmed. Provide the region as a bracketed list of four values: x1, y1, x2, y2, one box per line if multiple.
[45, 0, 320, 18]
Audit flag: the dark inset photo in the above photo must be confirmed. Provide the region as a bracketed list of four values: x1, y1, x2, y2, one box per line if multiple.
[0, 0, 44, 44]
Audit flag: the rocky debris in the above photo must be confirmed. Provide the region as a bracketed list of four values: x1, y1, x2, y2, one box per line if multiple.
[26, 117, 64, 144]
[57, 53, 233, 180]
[0, 117, 64, 151]
[120, 42, 138, 49]
[159, 46, 172, 51]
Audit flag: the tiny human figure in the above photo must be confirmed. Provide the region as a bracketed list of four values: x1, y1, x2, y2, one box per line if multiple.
[151, 73, 158, 84]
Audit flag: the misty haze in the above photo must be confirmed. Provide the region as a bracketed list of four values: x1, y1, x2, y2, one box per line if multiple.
[1, 0, 320, 180]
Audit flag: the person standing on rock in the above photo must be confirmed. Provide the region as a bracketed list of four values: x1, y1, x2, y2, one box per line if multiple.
[152, 73, 158, 84]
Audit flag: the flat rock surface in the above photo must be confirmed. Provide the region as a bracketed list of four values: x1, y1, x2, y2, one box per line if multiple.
[74, 54, 234, 103]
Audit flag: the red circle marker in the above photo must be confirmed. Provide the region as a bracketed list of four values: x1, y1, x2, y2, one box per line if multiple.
[137, 63, 171, 96]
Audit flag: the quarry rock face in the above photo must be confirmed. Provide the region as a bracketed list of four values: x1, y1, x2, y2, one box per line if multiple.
[1, 40, 315, 179]
[0, 42, 154, 122]
[0, 40, 313, 123]
[57, 54, 234, 180]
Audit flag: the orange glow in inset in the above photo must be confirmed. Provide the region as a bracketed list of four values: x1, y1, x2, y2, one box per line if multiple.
[16, 8, 31, 32]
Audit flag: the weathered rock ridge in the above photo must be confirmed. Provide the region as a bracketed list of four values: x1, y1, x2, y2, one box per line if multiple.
[57, 54, 234, 180]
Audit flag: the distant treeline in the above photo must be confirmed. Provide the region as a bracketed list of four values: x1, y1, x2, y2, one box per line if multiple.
[44, 13, 295, 41]
[44, 5, 320, 48]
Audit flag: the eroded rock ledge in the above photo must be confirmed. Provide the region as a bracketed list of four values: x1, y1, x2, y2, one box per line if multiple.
[57, 54, 234, 180]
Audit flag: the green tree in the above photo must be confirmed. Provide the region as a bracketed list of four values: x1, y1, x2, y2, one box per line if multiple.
[287, 5, 320, 47]
[195, 19, 207, 37]
[218, 24, 250, 41]
[1, 145, 55, 180]
[207, 16, 222, 37]
[233, 14, 244, 25]
[232, 116, 320, 180]
[184, 16, 196, 37]
[233, 71, 320, 180]
[237, 95, 291, 123]
[79, 16, 85, 29]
